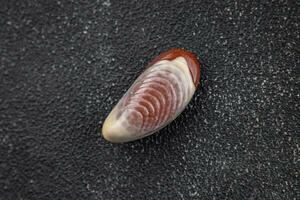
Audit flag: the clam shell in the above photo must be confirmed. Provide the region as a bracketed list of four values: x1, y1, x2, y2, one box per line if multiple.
[102, 49, 201, 143]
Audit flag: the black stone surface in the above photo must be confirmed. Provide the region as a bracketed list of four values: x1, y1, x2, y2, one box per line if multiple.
[0, 0, 299, 199]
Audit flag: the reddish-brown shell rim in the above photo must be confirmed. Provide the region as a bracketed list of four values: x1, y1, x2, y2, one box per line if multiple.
[147, 48, 201, 88]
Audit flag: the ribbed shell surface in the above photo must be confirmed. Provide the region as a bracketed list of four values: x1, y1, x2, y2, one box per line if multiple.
[118, 58, 194, 134]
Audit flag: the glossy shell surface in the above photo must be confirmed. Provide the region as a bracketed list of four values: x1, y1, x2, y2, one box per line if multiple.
[102, 49, 201, 143]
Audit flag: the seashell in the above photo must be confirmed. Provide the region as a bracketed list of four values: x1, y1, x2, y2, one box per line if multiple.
[102, 48, 201, 143]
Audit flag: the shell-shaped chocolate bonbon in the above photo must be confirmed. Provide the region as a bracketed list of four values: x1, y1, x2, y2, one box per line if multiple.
[102, 49, 201, 143]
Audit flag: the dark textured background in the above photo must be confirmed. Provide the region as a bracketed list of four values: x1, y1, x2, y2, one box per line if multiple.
[0, 0, 299, 199]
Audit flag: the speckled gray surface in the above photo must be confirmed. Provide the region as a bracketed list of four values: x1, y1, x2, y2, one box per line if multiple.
[0, 0, 299, 199]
